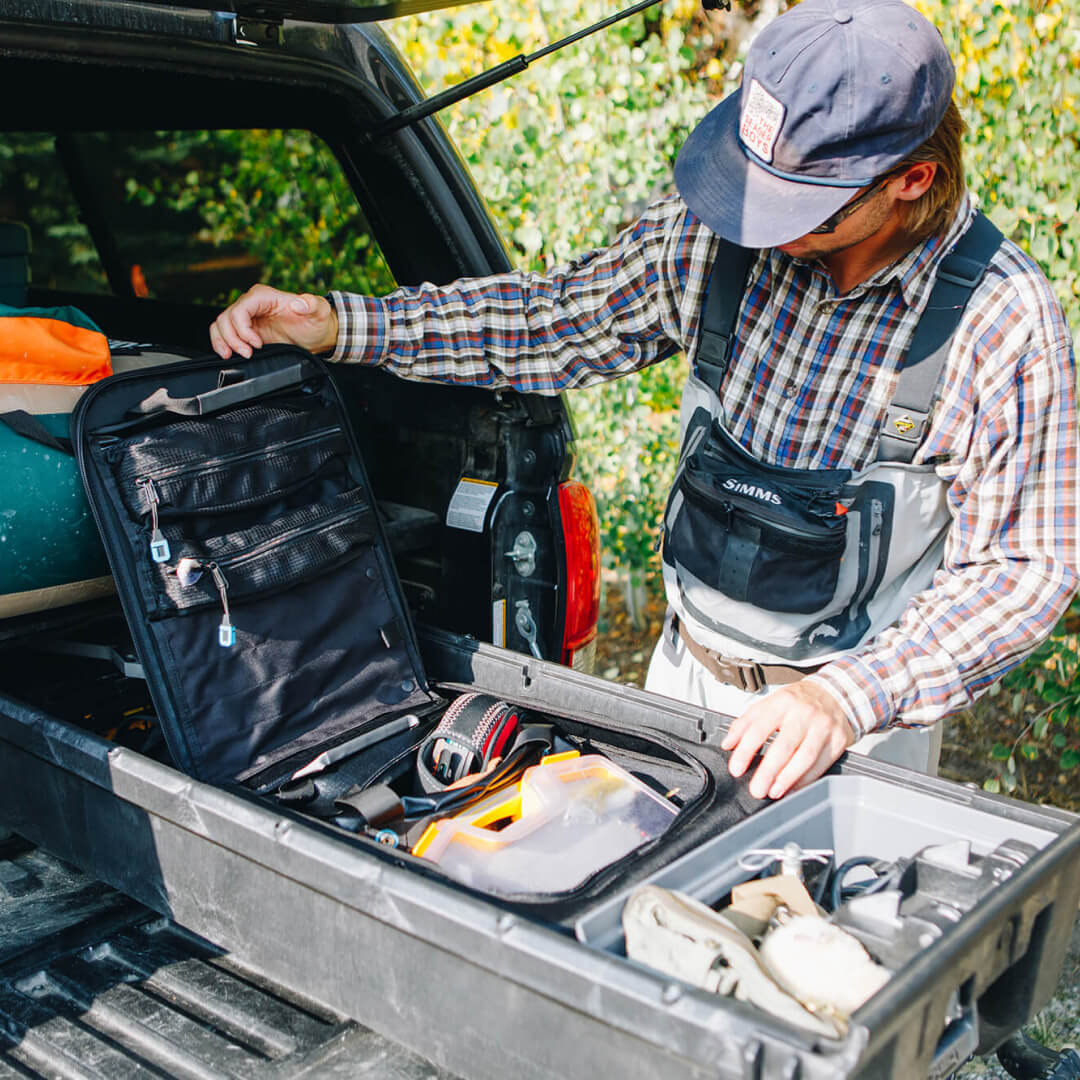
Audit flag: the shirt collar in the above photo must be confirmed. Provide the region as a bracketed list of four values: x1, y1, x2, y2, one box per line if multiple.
[773, 193, 975, 311]
[888, 193, 976, 311]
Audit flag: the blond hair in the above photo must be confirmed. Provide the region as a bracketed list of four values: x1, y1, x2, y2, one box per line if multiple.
[895, 99, 968, 242]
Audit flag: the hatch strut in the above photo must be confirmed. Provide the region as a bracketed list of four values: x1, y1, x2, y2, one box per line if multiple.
[372, 0, 732, 138]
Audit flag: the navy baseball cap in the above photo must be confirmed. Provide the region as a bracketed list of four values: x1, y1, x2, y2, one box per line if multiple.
[675, 0, 955, 247]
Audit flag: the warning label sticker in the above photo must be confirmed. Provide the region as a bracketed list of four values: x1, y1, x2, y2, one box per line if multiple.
[446, 477, 498, 533]
[739, 78, 786, 164]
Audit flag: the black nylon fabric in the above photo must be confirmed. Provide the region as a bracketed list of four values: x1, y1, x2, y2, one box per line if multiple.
[78, 349, 433, 785]
[157, 545, 430, 784]
[665, 419, 851, 614]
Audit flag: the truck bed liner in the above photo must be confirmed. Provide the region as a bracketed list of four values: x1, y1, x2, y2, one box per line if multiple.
[0, 847, 453, 1080]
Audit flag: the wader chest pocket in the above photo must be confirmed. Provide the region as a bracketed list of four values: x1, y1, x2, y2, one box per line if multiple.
[665, 454, 850, 616]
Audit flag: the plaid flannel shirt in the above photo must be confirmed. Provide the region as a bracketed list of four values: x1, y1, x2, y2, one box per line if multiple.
[329, 193, 1078, 738]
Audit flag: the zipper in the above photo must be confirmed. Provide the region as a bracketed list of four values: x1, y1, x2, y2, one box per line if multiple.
[213, 500, 369, 573]
[173, 500, 372, 642]
[850, 498, 885, 613]
[133, 426, 347, 556]
[208, 562, 235, 648]
[131, 424, 342, 487]
[151, 454, 347, 523]
[699, 431, 849, 487]
[681, 469, 843, 544]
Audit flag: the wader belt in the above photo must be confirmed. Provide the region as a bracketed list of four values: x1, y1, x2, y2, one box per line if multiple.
[674, 614, 822, 692]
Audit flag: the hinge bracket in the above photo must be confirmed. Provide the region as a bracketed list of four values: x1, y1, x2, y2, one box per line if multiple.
[235, 16, 284, 48]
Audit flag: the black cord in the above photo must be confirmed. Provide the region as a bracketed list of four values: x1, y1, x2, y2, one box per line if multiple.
[829, 855, 893, 912]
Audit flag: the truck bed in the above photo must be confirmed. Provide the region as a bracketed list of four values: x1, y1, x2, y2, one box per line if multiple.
[0, 842, 454, 1079]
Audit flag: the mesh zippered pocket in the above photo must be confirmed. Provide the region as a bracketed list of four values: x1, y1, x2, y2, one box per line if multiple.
[152, 488, 374, 617]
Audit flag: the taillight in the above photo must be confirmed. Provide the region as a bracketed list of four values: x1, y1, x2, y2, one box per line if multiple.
[558, 479, 601, 669]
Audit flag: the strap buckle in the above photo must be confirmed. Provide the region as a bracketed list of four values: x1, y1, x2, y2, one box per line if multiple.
[694, 328, 732, 393]
[714, 656, 766, 694]
[935, 254, 985, 288]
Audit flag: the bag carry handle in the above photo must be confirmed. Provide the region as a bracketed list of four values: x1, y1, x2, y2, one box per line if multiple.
[0, 409, 74, 455]
[129, 361, 304, 418]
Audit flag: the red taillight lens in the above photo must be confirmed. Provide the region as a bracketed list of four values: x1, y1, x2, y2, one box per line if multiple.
[558, 479, 601, 666]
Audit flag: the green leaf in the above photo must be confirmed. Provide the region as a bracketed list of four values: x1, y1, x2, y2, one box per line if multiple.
[983, 777, 1001, 794]
[1060, 749, 1080, 770]
[1053, 732, 1068, 748]
[991, 742, 1012, 760]
[1001, 770, 1018, 792]
[1020, 742, 1039, 761]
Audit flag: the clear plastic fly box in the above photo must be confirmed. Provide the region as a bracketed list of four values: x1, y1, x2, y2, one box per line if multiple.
[412, 751, 679, 893]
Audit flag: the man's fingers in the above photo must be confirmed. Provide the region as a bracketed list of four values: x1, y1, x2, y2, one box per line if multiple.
[725, 703, 782, 779]
[208, 321, 231, 360]
[210, 285, 292, 359]
[755, 723, 829, 800]
[210, 306, 258, 360]
[787, 748, 837, 795]
[719, 711, 751, 751]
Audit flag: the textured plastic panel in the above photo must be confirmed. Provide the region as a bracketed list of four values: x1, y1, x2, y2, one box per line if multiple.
[0, 636, 1076, 1080]
[574, 776, 1061, 952]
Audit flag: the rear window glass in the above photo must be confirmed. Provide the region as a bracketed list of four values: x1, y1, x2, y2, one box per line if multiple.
[0, 130, 395, 305]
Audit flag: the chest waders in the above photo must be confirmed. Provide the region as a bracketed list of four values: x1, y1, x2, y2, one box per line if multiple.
[662, 212, 1004, 667]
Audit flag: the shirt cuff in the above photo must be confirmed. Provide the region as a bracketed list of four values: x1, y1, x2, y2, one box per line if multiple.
[804, 654, 897, 740]
[327, 290, 388, 365]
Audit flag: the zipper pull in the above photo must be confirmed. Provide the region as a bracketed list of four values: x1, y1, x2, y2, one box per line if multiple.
[137, 478, 171, 563]
[207, 562, 236, 647]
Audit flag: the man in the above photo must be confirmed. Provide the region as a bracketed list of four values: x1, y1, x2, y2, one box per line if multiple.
[210, 0, 1077, 802]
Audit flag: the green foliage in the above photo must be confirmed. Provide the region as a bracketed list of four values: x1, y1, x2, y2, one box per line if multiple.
[123, 130, 395, 304]
[388, 0, 717, 588]
[917, 0, 1080, 339]
[982, 596, 1080, 798]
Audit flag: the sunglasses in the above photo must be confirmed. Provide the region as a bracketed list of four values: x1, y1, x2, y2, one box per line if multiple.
[809, 169, 906, 234]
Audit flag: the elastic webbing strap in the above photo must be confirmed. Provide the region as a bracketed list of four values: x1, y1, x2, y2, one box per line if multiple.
[695, 240, 758, 395]
[878, 213, 1003, 464]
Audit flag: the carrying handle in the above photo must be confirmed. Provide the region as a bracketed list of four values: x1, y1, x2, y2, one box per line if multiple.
[128, 362, 304, 419]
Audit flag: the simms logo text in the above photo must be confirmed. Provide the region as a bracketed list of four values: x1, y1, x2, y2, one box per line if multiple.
[723, 478, 782, 505]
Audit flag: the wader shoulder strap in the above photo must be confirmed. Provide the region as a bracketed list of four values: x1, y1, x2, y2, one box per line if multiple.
[878, 211, 1004, 463]
[695, 239, 758, 396]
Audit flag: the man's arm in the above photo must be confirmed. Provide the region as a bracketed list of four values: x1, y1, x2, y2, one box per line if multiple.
[212, 197, 696, 390]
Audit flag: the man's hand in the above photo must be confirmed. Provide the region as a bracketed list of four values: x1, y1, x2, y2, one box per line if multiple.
[210, 284, 338, 360]
[721, 680, 856, 799]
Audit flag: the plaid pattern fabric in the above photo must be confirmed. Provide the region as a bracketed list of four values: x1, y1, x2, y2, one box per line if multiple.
[330, 194, 1078, 736]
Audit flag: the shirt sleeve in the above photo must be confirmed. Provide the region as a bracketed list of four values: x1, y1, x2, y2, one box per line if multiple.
[808, 276, 1079, 739]
[327, 198, 691, 393]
